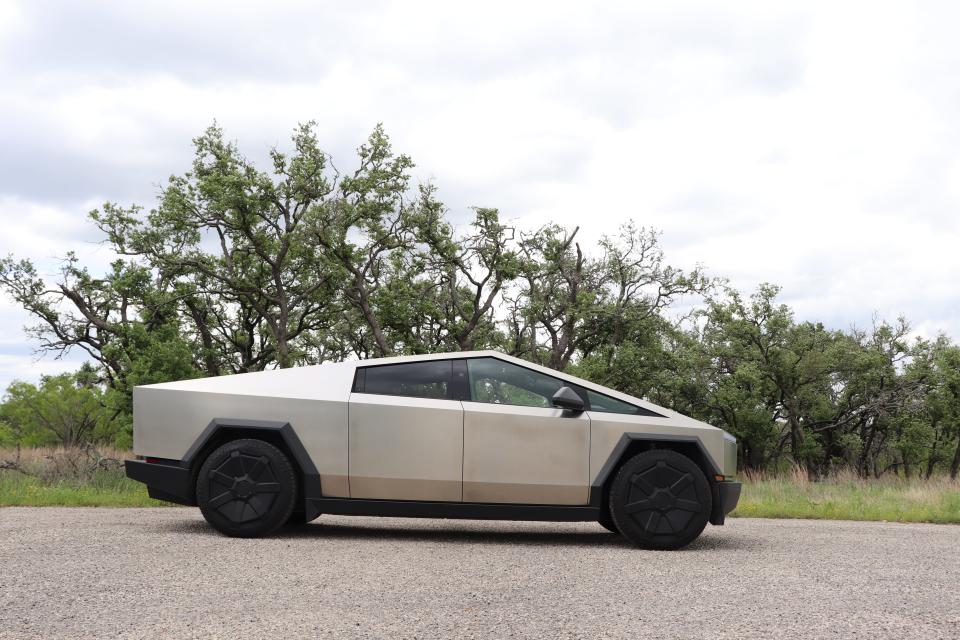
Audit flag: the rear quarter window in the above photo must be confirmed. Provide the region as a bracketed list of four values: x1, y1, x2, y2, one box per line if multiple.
[355, 360, 452, 400]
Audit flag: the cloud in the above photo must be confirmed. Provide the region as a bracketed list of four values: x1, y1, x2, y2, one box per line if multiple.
[1, 0, 959, 389]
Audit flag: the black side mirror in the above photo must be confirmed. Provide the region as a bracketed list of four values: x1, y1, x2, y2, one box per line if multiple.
[552, 386, 585, 412]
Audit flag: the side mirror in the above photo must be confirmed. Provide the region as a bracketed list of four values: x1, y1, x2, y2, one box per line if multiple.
[552, 386, 585, 412]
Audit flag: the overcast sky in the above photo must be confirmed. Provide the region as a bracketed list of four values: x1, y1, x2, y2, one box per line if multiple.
[1, 0, 959, 390]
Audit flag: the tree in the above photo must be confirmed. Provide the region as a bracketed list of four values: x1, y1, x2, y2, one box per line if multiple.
[698, 285, 842, 473]
[571, 223, 712, 400]
[0, 374, 110, 447]
[0, 253, 198, 396]
[510, 221, 709, 372]
[919, 340, 960, 479]
[417, 207, 519, 351]
[309, 125, 424, 356]
[93, 122, 341, 370]
[821, 319, 924, 477]
[592, 223, 710, 359]
[509, 224, 601, 369]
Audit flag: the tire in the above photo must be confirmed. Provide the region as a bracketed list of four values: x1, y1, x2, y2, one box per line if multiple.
[196, 439, 298, 538]
[597, 508, 618, 533]
[608, 449, 712, 550]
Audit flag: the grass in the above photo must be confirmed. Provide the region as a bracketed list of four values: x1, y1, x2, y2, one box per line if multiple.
[732, 466, 960, 524]
[0, 471, 161, 507]
[0, 446, 165, 507]
[2, 447, 959, 522]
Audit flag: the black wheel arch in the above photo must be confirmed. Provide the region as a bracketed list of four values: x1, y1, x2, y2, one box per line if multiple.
[184, 419, 323, 519]
[590, 433, 727, 525]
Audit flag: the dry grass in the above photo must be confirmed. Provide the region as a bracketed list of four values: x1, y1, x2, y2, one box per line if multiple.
[0, 446, 161, 507]
[0, 445, 132, 463]
[0, 445, 129, 481]
[735, 465, 960, 524]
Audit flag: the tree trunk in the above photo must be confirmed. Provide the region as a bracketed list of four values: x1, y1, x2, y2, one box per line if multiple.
[352, 278, 391, 357]
[787, 412, 804, 469]
[185, 299, 221, 377]
[859, 418, 877, 477]
[950, 433, 960, 480]
[925, 427, 939, 480]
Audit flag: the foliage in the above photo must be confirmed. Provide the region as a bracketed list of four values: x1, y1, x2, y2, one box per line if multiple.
[0, 473, 160, 507]
[1, 122, 959, 479]
[732, 467, 960, 524]
[0, 374, 112, 447]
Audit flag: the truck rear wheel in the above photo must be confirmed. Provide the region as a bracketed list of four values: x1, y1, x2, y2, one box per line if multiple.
[196, 439, 297, 538]
[608, 449, 712, 550]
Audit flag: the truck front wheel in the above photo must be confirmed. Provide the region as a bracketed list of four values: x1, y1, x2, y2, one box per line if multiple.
[196, 439, 298, 538]
[608, 449, 712, 550]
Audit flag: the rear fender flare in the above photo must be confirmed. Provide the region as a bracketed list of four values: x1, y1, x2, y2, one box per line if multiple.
[185, 418, 323, 518]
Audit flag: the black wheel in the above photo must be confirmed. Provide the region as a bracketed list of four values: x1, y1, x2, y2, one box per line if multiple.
[597, 508, 617, 533]
[196, 439, 298, 538]
[608, 449, 712, 550]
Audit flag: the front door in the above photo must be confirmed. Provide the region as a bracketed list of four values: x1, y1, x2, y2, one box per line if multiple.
[349, 359, 463, 501]
[461, 357, 591, 505]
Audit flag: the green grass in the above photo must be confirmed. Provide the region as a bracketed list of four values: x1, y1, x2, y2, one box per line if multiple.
[732, 469, 960, 524]
[0, 469, 166, 507]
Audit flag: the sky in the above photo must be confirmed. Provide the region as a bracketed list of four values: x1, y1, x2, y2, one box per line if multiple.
[1, 0, 959, 390]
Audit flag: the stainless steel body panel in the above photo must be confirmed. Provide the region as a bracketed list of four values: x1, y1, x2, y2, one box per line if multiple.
[348, 393, 463, 501]
[722, 432, 738, 476]
[463, 402, 590, 504]
[133, 362, 357, 498]
[588, 411, 734, 481]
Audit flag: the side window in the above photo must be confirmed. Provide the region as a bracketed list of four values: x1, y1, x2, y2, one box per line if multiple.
[586, 389, 664, 417]
[466, 357, 568, 408]
[586, 390, 639, 414]
[358, 360, 452, 400]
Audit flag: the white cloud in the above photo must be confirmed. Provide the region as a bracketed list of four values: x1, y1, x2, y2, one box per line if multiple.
[1, 0, 959, 389]
[0, 350, 86, 391]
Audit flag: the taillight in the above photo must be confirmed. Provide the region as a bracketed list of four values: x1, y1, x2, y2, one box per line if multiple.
[145, 457, 160, 464]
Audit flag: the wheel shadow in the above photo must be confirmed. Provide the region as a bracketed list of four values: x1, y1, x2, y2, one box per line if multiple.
[158, 517, 753, 550]
[279, 521, 629, 548]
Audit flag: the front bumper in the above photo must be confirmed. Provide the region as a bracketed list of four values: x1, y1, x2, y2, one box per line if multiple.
[709, 481, 741, 525]
[125, 459, 196, 506]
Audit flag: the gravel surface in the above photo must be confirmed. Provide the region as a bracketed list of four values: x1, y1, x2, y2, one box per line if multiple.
[0, 508, 958, 639]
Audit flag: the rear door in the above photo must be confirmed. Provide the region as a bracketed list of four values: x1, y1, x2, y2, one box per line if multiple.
[461, 357, 591, 505]
[349, 360, 463, 501]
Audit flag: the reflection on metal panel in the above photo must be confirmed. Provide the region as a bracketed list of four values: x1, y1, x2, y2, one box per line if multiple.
[588, 411, 727, 483]
[348, 393, 463, 501]
[134, 387, 350, 498]
[463, 402, 590, 505]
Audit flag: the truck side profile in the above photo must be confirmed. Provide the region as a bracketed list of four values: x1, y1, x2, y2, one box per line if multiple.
[126, 350, 740, 549]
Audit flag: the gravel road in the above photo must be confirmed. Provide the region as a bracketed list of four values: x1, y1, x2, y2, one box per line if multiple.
[1, 508, 958, 639]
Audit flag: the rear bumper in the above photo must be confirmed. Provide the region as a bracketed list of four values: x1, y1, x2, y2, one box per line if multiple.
[125, 459, 196, 506]
[709, 481, 741, 525]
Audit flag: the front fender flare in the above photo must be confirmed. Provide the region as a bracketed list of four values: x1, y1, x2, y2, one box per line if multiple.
[589, 433, 723, 509]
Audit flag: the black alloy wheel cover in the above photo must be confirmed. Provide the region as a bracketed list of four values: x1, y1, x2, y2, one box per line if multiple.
[609, 449, 712, 550]
[208, 450, 280, 522]
[196, 439, 297, 537]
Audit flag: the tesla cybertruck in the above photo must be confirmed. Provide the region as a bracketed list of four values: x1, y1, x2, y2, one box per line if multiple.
[125, 351, 740, 549]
